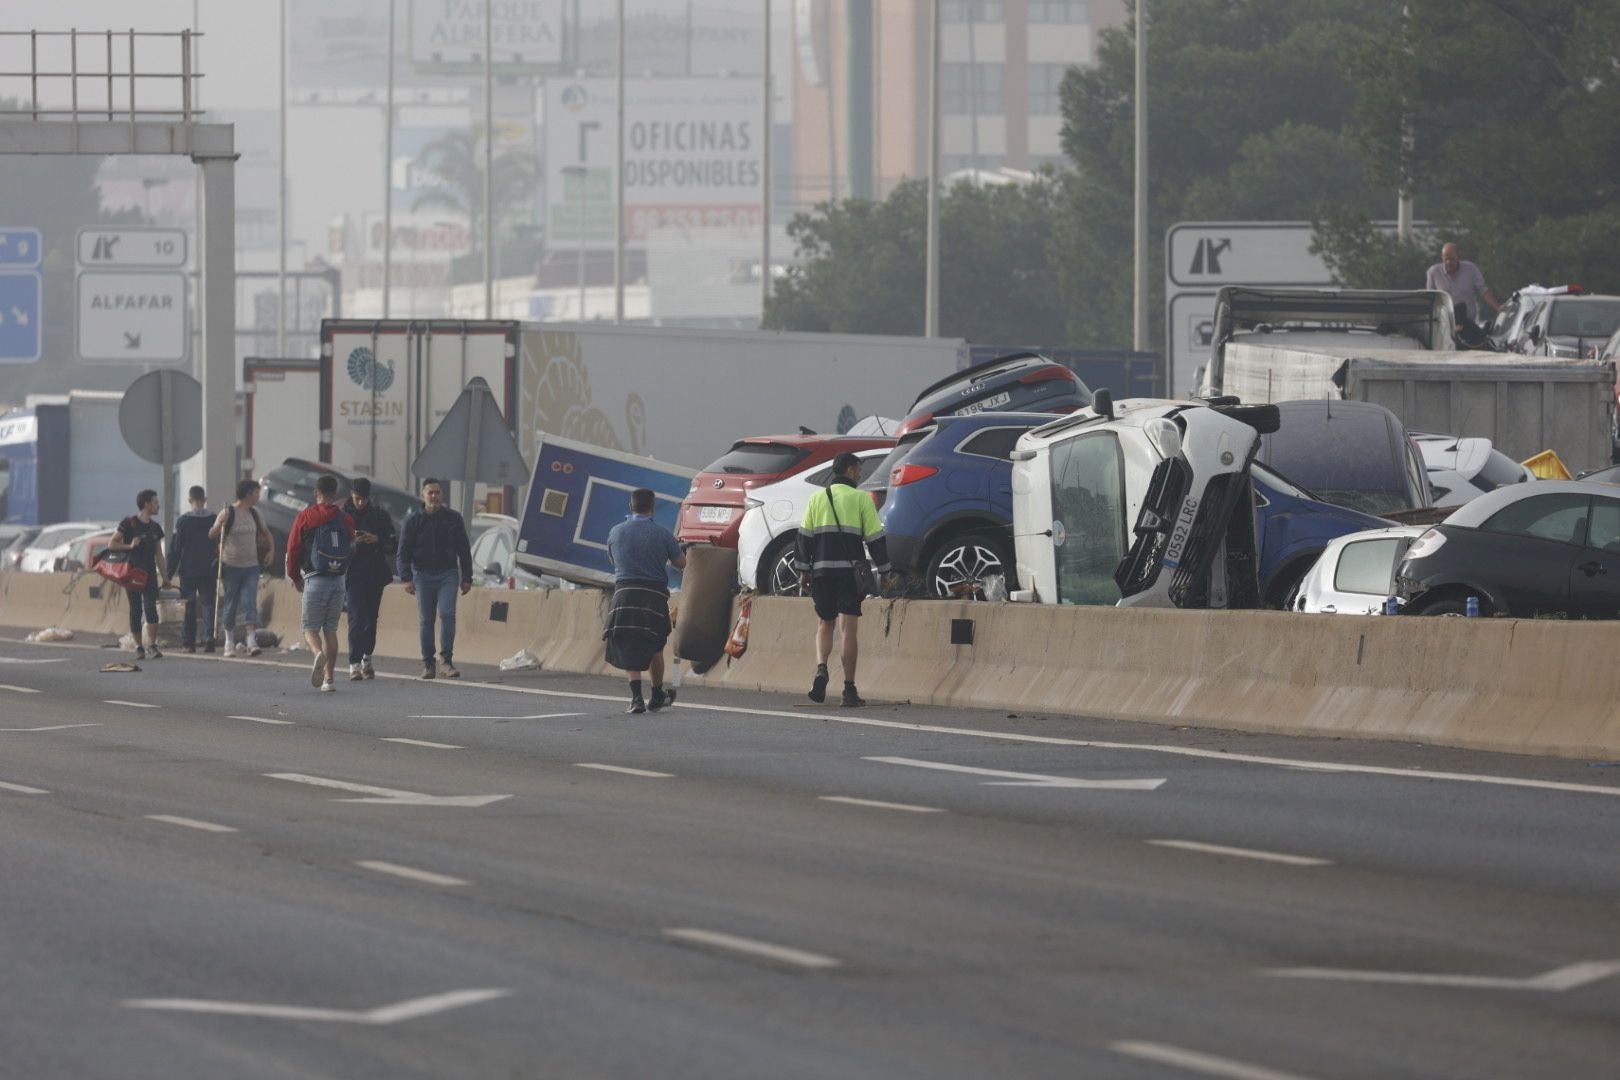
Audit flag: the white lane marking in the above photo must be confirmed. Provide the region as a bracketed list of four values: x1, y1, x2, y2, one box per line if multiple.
[381, 737, 463, 750]
[123, 988, 511, 1025]
[0, 683, 41, 693]
[866, 756, 1165, 790]
[0, 723, 102, 732]
[818, 795, 945, 814]
[1264, 959, 1620, 992]
[574, 763, 674, 778]
[407, 711, 585, 720]
[0, 657, 66, 664]
[0, 780, 49, 794]
[1147, 840, 1331, 867]
[103, 699, 158, 709]
[9, 637, 1620, 801]
[265, 772, 510, 808]
[145, 814, 238, 833]
[664, 928, 842, 970]
[356, 860, 470, 887]
[1110, 1041, 1319, 1080]
[227, 714, 295, 726]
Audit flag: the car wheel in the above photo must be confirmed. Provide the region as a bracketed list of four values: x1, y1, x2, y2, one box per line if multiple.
[1414, 597, 1475, 616]
[925, 534, 1013, 601]
[761, 538, 804, 596]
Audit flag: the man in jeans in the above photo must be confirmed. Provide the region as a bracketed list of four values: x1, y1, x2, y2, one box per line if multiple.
[286, 474, 355, 692]
[209, 479, 273, 656]
[397, 477, 473, 680]
[166, 485, 217, 653]
[107, 489, 168, 660]
[340, 477, 396, 680]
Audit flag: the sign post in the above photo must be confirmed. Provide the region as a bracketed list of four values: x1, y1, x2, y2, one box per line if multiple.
[119, 370, 204, 533]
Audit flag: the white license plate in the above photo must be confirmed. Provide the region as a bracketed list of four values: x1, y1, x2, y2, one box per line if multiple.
[272, 492, 308, 511]
[955, 391, 1011, 416]
[698, 506, 733, 524]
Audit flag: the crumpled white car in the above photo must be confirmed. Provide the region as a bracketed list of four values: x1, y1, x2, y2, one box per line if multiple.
[1291, 525, 1425, 614]
[735, 447, 892, 594]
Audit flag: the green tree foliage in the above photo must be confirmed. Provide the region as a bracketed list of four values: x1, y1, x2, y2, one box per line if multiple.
[1322, 0, 1620, 292]
[763, 173, 1072, 344]
[1056, 0, 1390, 347]
[411, 130, 541, 284]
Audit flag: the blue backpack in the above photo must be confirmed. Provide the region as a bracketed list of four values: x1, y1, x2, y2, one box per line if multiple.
[309, 516, 352, 575]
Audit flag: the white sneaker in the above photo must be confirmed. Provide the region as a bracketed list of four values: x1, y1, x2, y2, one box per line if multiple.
[319, 679, 336, 693]
[349, 663, 364, 682]
[233, 642, 249, 658]
[247, 635, 262, 656]
[361, 657, 375, 680]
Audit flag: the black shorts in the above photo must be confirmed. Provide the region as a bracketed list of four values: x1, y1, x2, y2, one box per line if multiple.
[810, 573, 862, 621]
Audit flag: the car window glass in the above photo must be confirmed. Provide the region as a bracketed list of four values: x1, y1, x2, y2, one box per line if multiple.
[857, 455, 888, 483]
[1548, 300, 1620, 339]
[470, 530, 497, 569]
[1587, 499, 1620, 551]
[862, 431, 931, 491]
[1581, 463, 1620, 486]
[702, 443, 807, 475]
[803, 465, 833, 486]
[1333, 538, 1401, 596]
[1049, 432, 1125, 605]
[1480, 493, 1591, 544]
[958, 427, 1028, 460]
[1258, 407, 1412, 513]
[1474, 450, 1529, 492]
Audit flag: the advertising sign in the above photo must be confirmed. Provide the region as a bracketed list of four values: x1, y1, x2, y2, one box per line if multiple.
[544, 77, 764, 249]
[410, 0, 565, 72]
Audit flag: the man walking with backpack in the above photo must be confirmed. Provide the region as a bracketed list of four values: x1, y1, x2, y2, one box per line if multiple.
[796, 452, 889, 707]
[209, 479, 274, 656]
[397, 477, 473, 680]
[166, 485, 218, 653]
[340, 477, 396, 681]
[285, 474, 356, 692]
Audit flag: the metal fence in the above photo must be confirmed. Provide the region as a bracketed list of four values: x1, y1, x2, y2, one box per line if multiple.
[0, 30, 203, 123]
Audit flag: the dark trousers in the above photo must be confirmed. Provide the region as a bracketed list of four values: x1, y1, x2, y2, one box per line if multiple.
[345, 575, 387, 664]
[179, 574, 216, 648]
[126, 577, 159, 638]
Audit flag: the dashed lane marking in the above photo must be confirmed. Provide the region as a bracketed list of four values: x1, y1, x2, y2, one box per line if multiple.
[0, 683, 41, 693]
[1109, 1041, 1319, 1080]
[381, 737, 463, 750]
[356, 860, 470, 887]
[227, 714, 295, 726]
[665, 928, 842, 970]
[818, 796, 945, 814]
[573, 763, 675, 778]
[145, 815, 238, 833]
[0, 724, 101, 732]
[1147, 840, 1331, 867]
[0, 780, 49, 795]
[102, 699, 158, 709]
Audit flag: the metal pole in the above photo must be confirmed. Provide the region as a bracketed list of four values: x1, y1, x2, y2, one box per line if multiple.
[159, 369, 175, 548]
[1132, 0, 1149, 353]
[483, 0, 495, 318]
[196, 154, 238, 506]
[761, 0, 772, 320]
[576, 174, 587, 319]
[614, 0, 626, 323]
[924, 0, 940, 337]
[278, 0, 288, 355]
[383, 0, 396, 317]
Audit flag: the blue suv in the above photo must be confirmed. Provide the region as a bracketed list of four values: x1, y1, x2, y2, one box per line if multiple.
[872, 413, 1390, 603]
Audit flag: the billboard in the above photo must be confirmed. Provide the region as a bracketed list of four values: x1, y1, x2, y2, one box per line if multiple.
[410, 0, 566, 72]
[544, 77, 764, 250]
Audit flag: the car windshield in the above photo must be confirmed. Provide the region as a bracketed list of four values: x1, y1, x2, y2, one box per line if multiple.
[862, 430, 932, 491]
[1549, 300, 1620, 338]
[264, 461, 333, 493]
[702, 443, 808, 476]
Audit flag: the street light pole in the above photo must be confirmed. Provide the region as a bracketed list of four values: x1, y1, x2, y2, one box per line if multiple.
[483, 0, 494, 318]
[761, 0, 772, 322]
[614, 0, 626, 324]
[383, 0, 396, 318]
[1132, 1, 1149, 356]
[562, 165, 588, 320]
[924, 0, 940, 338]
[278, 0, 287, 355]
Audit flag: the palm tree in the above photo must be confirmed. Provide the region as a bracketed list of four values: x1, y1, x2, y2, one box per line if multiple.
[410, 129, 539, 262]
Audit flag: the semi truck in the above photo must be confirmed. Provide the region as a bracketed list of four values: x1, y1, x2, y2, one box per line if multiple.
[0, 392, 162, 525]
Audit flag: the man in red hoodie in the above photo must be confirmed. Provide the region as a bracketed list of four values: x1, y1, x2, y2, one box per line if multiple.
[285, 474, 356, 692]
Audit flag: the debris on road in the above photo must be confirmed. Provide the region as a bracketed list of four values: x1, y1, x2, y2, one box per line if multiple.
[25, 627, 72, 643]
[498, 649, 540, 672]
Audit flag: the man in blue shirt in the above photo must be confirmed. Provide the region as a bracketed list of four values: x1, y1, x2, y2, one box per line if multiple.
[603, 488, 686, 714]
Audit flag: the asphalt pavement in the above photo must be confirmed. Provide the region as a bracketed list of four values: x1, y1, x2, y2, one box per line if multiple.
[0, 629, 1617, 1079]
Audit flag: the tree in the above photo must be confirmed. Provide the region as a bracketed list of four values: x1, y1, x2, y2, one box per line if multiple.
[411, 130, 540, 284]
[1319, 0, 1620, 293]
[1055, 0, 1395, 347]
[764, 173, 1073, 344]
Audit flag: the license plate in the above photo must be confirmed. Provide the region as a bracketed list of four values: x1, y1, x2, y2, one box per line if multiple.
[955, 391, 1011, 416]
[272, 492, 308, 511]
[698, 506, 732, 524]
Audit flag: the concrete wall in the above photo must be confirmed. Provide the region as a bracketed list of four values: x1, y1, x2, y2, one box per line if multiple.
[6, 572, 1617, 760]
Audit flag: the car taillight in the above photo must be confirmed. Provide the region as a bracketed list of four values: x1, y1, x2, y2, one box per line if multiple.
[1018, 365, 1076, 385]
[891, 464, 939, 487]
[1406, 529, 1446, 560]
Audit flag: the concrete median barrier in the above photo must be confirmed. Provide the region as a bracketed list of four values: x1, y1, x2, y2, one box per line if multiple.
[0, 571, 129, 636]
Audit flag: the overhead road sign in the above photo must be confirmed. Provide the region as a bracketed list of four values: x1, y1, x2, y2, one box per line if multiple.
[77, 227, 188, 269]
[0, 271, 42, 364]
[0, 228, 42, 268]
[77, 271, 189, 364]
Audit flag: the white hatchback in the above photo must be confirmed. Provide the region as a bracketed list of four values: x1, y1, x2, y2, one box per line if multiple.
[1411, 432, 1535, 507]
[736, 448, 892, 594]
[17, 521, 115, 573]
[1291, 526, 1426, 614]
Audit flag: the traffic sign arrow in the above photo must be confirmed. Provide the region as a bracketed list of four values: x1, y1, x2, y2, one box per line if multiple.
[266, 772, 511, 807]
[865, 756, 1166, 790]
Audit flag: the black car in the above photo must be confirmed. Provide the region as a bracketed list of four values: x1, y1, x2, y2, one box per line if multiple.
[1396, 481, 1620, 617]
[897, 352, 1091, 435]
[1255, 400, 1431, 516]
[257, 458, 419, 575]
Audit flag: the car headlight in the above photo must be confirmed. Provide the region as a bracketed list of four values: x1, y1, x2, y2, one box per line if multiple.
[1405, 528, 1446, 560]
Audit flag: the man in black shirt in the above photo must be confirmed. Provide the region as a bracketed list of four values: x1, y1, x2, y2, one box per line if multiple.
[340, 477, 397, 680]
[166, 485, 218, 653]
[396, 478, 473, 680]
[108, 489, 168, 660]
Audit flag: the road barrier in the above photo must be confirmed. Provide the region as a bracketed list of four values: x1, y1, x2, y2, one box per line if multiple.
[7, 573, 1618, 759]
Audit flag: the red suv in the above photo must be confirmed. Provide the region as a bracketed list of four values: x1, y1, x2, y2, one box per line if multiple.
[678, 434, 897, 547]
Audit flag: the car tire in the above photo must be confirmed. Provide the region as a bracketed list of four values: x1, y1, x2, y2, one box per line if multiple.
[1414, 596, 1476, 616]
[759, 537, 804, 596]
[924, 533, 1013, 601]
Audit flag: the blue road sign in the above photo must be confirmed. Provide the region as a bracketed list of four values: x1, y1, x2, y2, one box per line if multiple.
[0, 228, 42, 269]
[0, 272, 43, 364]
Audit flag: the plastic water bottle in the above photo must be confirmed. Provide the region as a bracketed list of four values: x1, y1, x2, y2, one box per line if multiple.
[1384, 595, 1399, 616]
[1466, 595, 1480, 618]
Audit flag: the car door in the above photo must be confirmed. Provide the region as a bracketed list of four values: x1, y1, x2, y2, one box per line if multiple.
[1475, 492, 1590, 615]
[1570, 495, 1620, 618]
[1318, 535, 1412, 614]
[956, 425, 1029, 517]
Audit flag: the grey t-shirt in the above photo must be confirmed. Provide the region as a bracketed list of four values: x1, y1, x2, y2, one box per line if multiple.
[218, 504, 262, 568]
[606, 515, 683, 583]
[1426, 260, 1490, 316]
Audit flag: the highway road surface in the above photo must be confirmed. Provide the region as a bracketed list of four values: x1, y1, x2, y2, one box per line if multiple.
[0, 632, 1617, 1079]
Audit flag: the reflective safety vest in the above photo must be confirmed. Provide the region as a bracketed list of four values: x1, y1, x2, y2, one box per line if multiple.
[796, 480, 889, 575]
